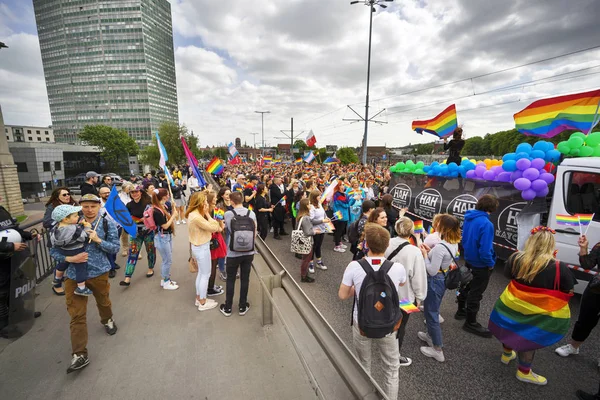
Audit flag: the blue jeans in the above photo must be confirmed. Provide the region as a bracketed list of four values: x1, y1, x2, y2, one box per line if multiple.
[154, 233, 173, 280]
[424, 273, 446, 347]
[56, 247, 88, 284]
[109, 227, 123, 271]
[217, 229, 230, 273]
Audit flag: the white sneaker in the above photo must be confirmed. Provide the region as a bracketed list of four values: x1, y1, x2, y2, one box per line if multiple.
[162, 280, 179, 290]
[198, 301, 218, 311]
[160, 279, 177, 287]
[439, 315, 445, 324]
[555, 343, 579, 357]
[176, 221, 180, 225]
[182, 220, 187, 224]
[308, 265, 315, 274]
[417, 331, 433, 347]
[340, 243, 348, 249]
[420, 346, 445, 362]
[316, 261, 328, 270]
[195, 298, 215, 306]
[334, 246, 346, 253]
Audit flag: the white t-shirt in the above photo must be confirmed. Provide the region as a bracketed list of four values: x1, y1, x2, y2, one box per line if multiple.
[342, 257, 406, 323]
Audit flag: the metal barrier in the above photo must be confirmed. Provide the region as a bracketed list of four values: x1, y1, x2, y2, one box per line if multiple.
[19, 219, 56, 283]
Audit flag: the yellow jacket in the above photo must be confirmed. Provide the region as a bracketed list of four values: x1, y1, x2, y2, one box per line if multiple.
[188, 210, 221, 245]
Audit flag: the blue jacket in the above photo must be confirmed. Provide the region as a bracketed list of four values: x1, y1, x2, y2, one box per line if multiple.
[50, 215, 120, 280]
[462, 209, 496, 268]
[332, 192, 350, 222]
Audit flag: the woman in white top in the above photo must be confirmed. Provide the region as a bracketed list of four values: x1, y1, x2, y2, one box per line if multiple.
[417, 214, 461, 363]
[308, 190, 329, 273]
[384, 217, 428, 367]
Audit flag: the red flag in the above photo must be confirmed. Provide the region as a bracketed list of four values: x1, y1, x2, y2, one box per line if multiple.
[305, 130, 316, 147]
[229, 155, 241, 165]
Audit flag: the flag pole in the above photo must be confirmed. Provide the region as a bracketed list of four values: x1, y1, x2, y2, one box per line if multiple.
[584, 214, 595, 236]
[577, 215, 583, 237]
[586, 100, 600, 135]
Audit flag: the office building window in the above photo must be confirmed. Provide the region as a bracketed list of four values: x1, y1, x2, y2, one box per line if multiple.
[54, 161, 62, 171]
[45, 131, 49, 135]
[36, 130, 40, 134]
[46, 137, 50, 142]
[28, 137, 32, 141]
[37, 137, 41, 141]
[43, 162, 51, 172]
[16, 163, 28, 172]
[27, 130, 31, 134]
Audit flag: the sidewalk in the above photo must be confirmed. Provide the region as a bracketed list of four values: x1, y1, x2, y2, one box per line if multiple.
[0, 227, 317, 400]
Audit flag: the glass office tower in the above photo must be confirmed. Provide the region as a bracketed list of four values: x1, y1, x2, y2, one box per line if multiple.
[33, 0, 179, 147]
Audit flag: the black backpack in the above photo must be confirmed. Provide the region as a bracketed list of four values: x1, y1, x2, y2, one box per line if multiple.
[347, 219, 360, 244]
[228, 209, 255, 252]
[354, 259, 402, 339]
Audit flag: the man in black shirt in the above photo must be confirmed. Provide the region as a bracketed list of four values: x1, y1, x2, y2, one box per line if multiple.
[157, 172, 169, 189]
[80, 171, 100, 196]
[243, 175, 259, 210]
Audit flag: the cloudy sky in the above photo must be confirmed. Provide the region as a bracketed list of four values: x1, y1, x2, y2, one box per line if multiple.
[1, 0, 599, 149]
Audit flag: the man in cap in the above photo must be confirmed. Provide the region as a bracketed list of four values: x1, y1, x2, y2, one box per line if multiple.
[49, 193, 120, 374]
[80, 171, 100, 197]
[232, 174, 246, 193]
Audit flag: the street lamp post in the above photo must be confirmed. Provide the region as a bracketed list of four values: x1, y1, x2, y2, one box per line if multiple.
[351, 0, 393, 164]
[254, 111, 270, 155]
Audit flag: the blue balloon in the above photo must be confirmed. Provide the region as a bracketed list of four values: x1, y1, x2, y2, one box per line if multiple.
[449, 171, 459, 178]
[448, 162, 458, 172]
[545, 142, 556, 152]
[503, 153, 517, 162]
[431, 166, 440, 175]
[503, 160, 517, 172]
[516, 152, 530, 160]
[546, 149, 561, 162]
[458, 165, 466, 177]
[530, 150, 545, 159]
[516, 143, 533, 154]
[430, 161, 439, 167]
[423, 166, 430, 173]
[532, 141, 547, 152]
[461, 159, 470, 166]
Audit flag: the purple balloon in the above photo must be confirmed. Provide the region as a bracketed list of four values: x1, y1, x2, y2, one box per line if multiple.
[491, 166, 502, 174]
[539, 173, 555, 184]
[476, 162, 486, 169]
[466, 170, 476, 179]
[530, 158, 546, 170]
[475, 166, 486, 177]
[516, 158, 531, 171]
[483, 170, 496, 180]
[514, 177, 532, 191]
[522, 167, 540, 181]
[521, 189, 537, 201]
[530, 179, 548, 192]
[497, 172, 512, 182]
[511, 170, 523, 181]
[535, 186, 550, 198]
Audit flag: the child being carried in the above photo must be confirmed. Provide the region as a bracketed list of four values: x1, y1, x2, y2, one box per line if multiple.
[51, 204, 93, 296]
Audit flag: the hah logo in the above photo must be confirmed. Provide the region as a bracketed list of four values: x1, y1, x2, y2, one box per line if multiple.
[447, 194, 478, 227]
[390, 184, 412, 210]
[496, 202, 526, 248]
[414, 189, 443, 220]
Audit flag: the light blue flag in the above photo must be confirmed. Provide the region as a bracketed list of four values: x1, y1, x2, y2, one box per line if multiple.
[104, 186, 137, 238]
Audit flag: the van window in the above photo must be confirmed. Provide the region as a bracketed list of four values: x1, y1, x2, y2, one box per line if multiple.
[564, 171, 600, 220]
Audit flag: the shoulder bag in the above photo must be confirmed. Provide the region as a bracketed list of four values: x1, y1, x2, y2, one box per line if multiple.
[291, 216, 313, 255]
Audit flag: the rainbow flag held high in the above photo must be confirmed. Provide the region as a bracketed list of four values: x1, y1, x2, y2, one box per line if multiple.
[206, 157, 224, 175]
[412, 104, 458, 139]
[413, 220, 424, 234]
[263, 155, 272, 164]
[576, 213, 594, 226]
[556, 214, 581, 226]
[514, 89, 600, 137]
[488, 279, 572, 351]
[213, 208, 225, 220]
[399, 299, 420, 314]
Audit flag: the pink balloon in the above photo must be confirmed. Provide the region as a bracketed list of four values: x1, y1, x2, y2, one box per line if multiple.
[539, 173, 555, 184]
[514, 177, 532, 191]
[522, 167, 540, 181]
[522, 189, 536, 201]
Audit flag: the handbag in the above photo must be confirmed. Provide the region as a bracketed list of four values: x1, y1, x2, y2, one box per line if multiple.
[439, 243, 473, 290]
[210, 238, 220, 250]
[291, 216, 313, 255]
[188, 256, 198, 273]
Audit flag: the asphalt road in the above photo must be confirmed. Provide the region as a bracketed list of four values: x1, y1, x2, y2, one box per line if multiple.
[264, 219, 599, 400]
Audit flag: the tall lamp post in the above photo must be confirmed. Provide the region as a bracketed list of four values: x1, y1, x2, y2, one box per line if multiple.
[254, 111, 270, 155]
[350, 0, 393, 164]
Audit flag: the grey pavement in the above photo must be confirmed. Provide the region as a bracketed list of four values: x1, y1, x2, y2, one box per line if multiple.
[265, 220, 600, 400]
[0, 227, 317, 400]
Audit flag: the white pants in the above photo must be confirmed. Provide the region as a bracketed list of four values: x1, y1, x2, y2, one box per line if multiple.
[191, 242, 211, 298]
[352, 324, 399, 400]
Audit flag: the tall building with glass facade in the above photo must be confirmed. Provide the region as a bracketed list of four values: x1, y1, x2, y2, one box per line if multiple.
[33, 0, 179, 147]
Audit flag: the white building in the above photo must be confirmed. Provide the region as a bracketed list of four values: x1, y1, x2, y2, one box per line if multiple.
[5, 125, 55, 143]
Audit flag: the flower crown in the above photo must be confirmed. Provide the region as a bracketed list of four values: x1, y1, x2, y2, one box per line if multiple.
[530, 226, 555, 235]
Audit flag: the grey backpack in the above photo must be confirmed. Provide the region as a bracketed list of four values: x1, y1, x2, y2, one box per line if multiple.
[228, 209, 255, 252]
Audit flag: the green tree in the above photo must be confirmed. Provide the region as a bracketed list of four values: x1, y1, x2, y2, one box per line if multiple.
[337, 147, 359, 165]
[140, 123, 198, 167]
[212, 147, 228, 160]
[293, 140, 308, 152]
[412, 143, 434, 155]
[79, 125, 139, 173]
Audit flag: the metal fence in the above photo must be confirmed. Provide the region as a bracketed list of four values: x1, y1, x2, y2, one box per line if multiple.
[20, 219, 56, 283]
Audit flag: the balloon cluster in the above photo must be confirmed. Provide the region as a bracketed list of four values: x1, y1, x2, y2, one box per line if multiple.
[389, 160, 426, 174]
[556, 132, 600, 157]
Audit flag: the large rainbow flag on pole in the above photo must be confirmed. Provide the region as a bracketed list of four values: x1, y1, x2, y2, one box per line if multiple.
[411, 104, 458, 139]
[181, 137, 206, 188]
[514, 89, 600, 137]
[488, 276, 572, 351]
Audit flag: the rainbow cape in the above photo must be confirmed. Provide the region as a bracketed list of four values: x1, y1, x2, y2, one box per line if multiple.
[206, 157, 224, 175]
[413, 220, 424, 234]
[488, 280, 571, 351]
[514, 89, 600, 137]
[556, 214, 581, 226]
[412, 104, 458, 139]
[399, 299, 420, 314]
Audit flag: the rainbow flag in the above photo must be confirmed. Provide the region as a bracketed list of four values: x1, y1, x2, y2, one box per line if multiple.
[412, 104, 458, 139]
[399, 299, 420, 314]
[206, 157, 224, 175]
[248, 204, 254, 212]
[488, 279, 571, 351]
[331, 211, 343, 220]
[263, 155, 272, 164]
[295, 158, 302, 165]
[576, 214, 594, 226]
[213, 208, 225, 220]
[556, 214, 581, 226]
[413, 220, 424, 234]
[427, 226, 435, 234]
[514, 89, 600, 137]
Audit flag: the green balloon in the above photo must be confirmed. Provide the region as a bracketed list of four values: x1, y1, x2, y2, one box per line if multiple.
[579, 146, 594, 157]
[398, 162, 405, 168]
[406, 160, 415, 166]
[585, 132, 600, 147]
[568, 136, 584, 149]
[414, 168, 424, 174]
[571, 132, 586, 141]
[389, 167, 396, 173]
[557, 141, 570, 154]
[416, 161, 425, 168]
[570, 148, 580, 157]
[593, 145, 600, 157]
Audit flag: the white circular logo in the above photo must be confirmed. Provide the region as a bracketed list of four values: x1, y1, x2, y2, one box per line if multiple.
[414, 189, 443, 221]
[447, 194, 478, 227]
[496, 202, 527, 248]
[390, 183, 412, 210]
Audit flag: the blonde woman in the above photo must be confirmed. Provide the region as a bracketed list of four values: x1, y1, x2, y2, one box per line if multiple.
[489, 227, 574, 385]
[187, 191, 222, 311]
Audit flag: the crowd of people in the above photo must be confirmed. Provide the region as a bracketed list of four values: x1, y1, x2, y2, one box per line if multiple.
[0, 159, 598, 400]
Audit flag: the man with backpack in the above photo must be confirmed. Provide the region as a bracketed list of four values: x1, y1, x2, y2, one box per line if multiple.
[338, 223, 406, 400]
[220, 191, 257, 317]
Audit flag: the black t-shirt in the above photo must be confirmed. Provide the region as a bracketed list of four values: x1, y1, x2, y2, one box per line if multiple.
[243, 186, 256, 209]
[444, 139, 465, 161]
[504, 254, 575, 293]
[255, 195, 269, 218]
[153, 206, 171, 234]
[127, 199, 147, 226]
